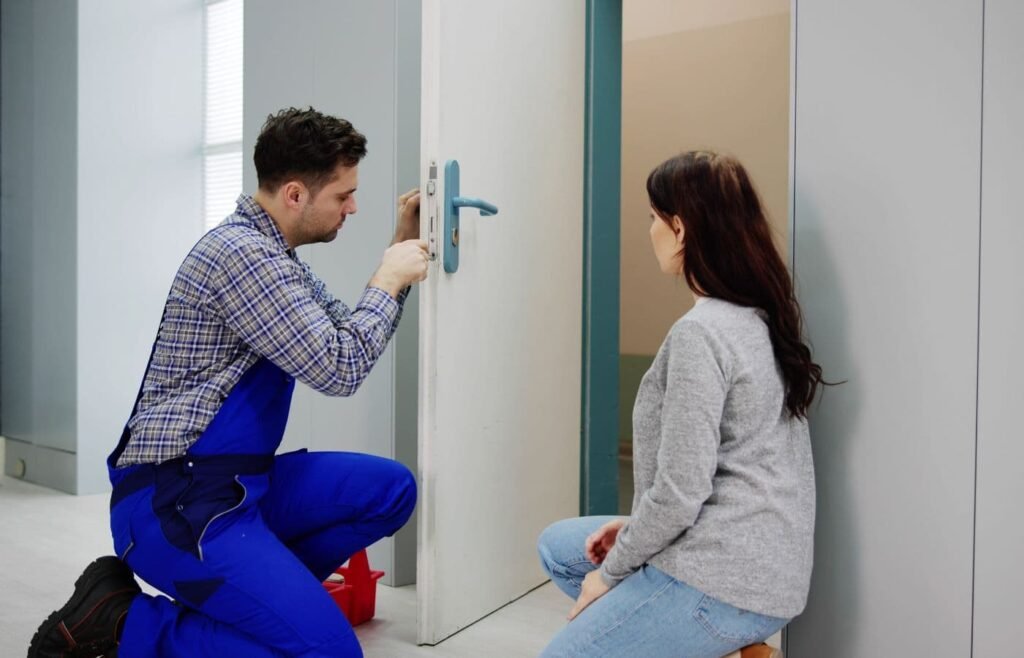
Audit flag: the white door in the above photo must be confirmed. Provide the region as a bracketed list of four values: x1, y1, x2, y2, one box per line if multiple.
[417, 0, 586, 645]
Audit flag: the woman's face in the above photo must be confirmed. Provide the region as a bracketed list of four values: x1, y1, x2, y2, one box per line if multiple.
[649, 206, 685, 275]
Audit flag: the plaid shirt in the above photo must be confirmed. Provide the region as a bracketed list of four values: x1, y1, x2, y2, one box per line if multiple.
[117, 195, 407, 466]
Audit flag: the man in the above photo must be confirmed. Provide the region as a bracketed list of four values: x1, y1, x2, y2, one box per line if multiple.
[29, 107, 427, 657]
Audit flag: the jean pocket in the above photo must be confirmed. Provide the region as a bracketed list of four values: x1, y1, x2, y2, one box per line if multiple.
[693, 594, 776, 644]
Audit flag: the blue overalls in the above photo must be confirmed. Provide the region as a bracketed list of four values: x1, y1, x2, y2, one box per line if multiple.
[107, 356, 416, 657]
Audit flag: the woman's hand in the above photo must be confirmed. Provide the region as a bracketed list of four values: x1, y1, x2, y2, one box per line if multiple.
[568, 569, 611, 620]
[585, 518, 626, 564]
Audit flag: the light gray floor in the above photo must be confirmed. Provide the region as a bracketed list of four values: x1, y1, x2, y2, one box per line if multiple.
[0, 475, 572, 657]
[1, 456, 783, 657]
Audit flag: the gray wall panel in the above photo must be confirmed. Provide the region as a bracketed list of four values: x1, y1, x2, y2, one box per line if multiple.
[244, 0, 420, 584]
[1, 0, 78, 463]
[389, 0, 422, 587]
[4, 438, 76, 494]
[1, 0, 205, 494]
[787, 1, 982, 656]
[973, 0, 1024, 653]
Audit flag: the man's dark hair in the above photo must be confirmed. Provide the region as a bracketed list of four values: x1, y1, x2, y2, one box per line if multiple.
[254, 107, 367, 194]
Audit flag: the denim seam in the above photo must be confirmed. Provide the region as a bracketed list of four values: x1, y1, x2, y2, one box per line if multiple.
[558, 559, 595, 586]
[584, 575, 676, 651]
[561, 559, 595, 570]
[692, 596, 772, 643]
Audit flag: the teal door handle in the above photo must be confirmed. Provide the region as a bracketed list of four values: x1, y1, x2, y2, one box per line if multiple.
[452, 196, 497, 217]
[444, 160, 499, 273]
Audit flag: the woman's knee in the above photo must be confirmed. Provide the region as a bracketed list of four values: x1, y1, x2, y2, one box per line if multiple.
[537, 518, 578, 572]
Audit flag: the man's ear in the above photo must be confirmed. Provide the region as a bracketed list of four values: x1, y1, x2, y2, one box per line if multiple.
[282, 180, 308, 210]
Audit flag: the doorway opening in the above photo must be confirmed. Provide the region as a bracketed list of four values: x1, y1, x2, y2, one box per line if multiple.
[615, 0, 794, 513]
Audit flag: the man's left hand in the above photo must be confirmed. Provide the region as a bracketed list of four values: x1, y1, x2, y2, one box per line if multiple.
[568, 569, 611, 621]
[393, 188, 421, 244]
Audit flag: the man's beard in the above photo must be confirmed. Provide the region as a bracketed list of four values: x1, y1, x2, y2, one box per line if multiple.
[300, 205, 339, 244]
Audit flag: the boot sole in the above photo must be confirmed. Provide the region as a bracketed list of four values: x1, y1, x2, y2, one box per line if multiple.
[27, 557, 137, 657]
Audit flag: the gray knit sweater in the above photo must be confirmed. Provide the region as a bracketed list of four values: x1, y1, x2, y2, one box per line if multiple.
[600, 297, 815, 619]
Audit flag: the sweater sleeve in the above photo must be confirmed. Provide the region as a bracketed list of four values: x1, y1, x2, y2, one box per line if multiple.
[600, 320, 728, 586]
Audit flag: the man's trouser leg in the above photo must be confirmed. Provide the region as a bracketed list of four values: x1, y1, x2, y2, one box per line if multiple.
[259, 450, 417, 582]
[113, 452, 415, 657]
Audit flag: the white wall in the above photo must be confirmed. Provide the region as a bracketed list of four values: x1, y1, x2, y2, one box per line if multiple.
[1, 0, 204, 494]
[76, 0, 204, 494]
[243, 0, 420, 585]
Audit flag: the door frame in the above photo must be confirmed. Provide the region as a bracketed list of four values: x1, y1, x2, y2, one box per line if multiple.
[582, 2, 796, 651]
[580, 0, 622, 516]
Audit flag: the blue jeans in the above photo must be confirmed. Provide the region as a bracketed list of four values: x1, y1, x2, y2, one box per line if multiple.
[537, 517, 789, 658]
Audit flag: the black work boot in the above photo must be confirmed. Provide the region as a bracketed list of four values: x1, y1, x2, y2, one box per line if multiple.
[28, 556, 141, 657]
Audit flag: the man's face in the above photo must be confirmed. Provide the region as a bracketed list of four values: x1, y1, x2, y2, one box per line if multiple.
[301, 164, 359, 243]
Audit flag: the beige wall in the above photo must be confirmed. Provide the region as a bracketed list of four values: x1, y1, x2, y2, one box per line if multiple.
[623, 0, 789, 41]
[620, 7, 791, 355]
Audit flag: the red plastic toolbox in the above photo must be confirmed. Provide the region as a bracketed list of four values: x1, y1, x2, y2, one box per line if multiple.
[322, 549, 385, 627]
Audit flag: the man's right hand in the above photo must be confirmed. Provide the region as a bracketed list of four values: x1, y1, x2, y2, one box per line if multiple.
[369, 239, 429, 297]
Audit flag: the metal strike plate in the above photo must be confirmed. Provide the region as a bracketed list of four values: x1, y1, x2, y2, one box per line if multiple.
[426, 161, 439, 261]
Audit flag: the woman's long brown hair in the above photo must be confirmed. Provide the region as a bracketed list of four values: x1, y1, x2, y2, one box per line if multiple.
[647, 151, 825, 418]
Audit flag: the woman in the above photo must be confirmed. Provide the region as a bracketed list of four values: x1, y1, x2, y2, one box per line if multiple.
[537, 151, 823, 658]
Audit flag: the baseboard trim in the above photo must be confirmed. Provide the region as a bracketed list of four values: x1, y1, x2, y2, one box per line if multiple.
[3, 437, 77, 493]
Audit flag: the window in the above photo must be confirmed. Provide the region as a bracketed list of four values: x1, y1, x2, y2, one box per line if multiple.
[203, 0, 243, 231]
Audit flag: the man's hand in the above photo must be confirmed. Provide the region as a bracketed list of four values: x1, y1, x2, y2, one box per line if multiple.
[369, 239, 429, 298]
[568, 569, 611, 621]
[393, 188, 421, 244]
[585, 518, 626, 565]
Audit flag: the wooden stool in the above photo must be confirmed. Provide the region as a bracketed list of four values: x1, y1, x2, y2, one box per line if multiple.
[723, 643, 783, 658]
